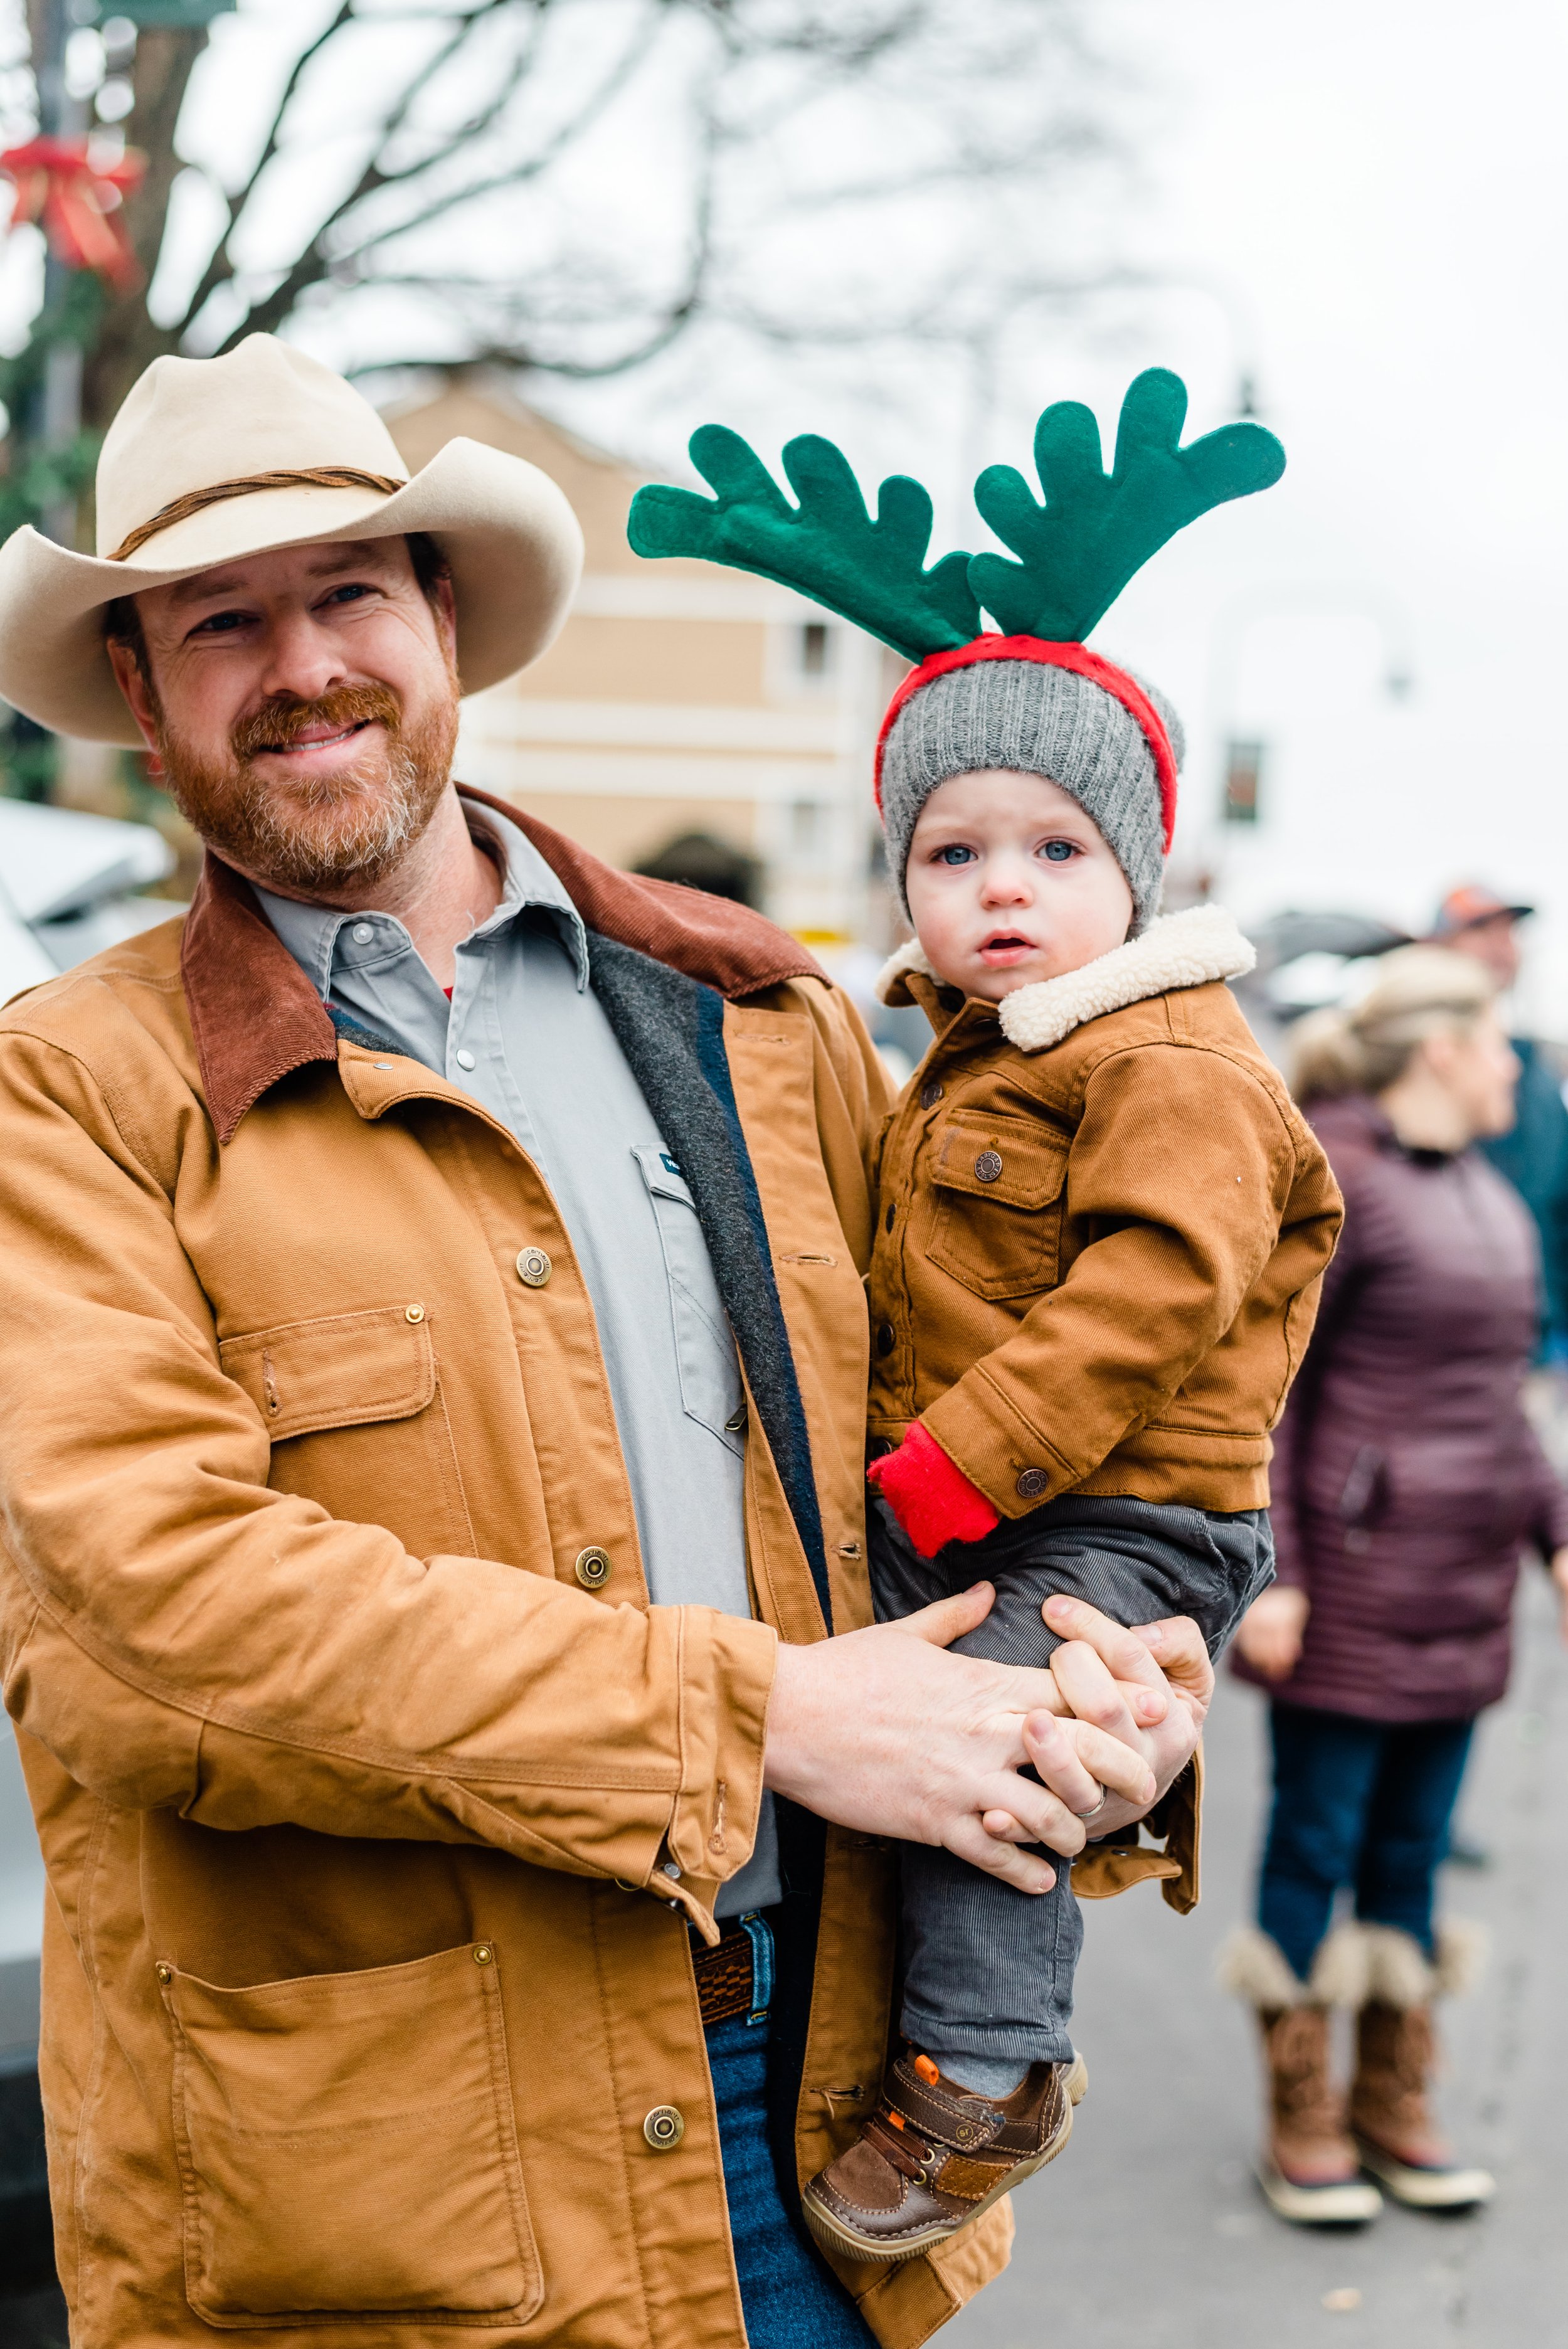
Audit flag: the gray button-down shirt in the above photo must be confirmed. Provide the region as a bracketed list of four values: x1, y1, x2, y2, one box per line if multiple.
[254, 802, 778, 1913]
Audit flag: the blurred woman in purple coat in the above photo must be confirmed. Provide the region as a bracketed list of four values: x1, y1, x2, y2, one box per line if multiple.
[1223, 946, 1568, 2227]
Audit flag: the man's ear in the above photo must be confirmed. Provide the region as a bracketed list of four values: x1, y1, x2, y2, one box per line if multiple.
[105, 637, 164, 765]
[430, 568, 458, 666]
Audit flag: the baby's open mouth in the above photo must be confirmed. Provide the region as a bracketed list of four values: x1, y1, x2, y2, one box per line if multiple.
[978, 932, 1037, 960]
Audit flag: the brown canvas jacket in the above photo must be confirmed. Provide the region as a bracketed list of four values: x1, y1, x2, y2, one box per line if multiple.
[0, 798, 1195, 2348]
[869, 908, 1343, 1524]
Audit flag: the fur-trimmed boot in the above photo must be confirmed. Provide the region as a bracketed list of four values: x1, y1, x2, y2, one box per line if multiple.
[1350, 1921, 1494, 2210]
[1218, 1924, 1382, 2225]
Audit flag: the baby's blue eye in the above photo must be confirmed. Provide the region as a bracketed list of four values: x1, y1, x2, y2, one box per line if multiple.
[938, 844, 975, 866]
[1041, 840, 1076, 863]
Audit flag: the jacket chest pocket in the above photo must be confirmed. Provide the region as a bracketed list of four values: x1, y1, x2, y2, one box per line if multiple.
[161, 1941, 543, 2325]
[633, 1146, 745, 1455]
[219, 1305, 475, 1558]
[926, 1110, 1068, 1303]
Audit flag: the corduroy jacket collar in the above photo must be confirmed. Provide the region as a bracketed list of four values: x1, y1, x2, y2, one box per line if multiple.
[179, 784, 825, 1143]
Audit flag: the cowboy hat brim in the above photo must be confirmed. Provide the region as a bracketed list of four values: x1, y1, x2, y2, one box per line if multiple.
[0, 437, 585, 745]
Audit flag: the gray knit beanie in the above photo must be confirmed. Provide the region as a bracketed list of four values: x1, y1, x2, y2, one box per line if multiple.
[879, 657, 1184, 933]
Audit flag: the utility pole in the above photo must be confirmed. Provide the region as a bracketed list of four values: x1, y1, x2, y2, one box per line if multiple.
[29, 0, 89, 547]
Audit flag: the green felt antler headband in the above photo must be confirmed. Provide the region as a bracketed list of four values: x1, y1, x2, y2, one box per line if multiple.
[627, 368, 1285, 662]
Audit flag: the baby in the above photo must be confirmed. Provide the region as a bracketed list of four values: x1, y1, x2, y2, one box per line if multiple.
[800, 642, 1342, 2262]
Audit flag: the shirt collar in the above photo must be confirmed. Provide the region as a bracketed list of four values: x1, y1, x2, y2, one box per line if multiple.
[253, 790, 591, 997]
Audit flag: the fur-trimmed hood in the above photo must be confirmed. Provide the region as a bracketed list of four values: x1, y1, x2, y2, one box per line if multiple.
[875, 903, 1255, 1052]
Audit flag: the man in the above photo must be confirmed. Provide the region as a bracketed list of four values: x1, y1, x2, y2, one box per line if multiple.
[0, 337, 1207, 2349]
[1432, 884, 1568, 1360]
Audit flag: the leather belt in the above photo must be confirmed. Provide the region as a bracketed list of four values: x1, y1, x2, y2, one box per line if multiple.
[692, 1911, 775, 2030]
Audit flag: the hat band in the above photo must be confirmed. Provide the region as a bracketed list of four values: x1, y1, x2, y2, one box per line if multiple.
[107, 466, 406, 563]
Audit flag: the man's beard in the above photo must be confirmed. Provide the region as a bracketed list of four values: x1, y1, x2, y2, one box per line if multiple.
[156, 681, 460, 895]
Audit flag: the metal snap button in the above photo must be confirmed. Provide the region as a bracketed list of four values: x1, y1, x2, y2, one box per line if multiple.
[876, 1322, 896, 1357]
[352, 922, 374, 945]
[1016, 1468, 1051, 1499]
[920, 1081, 945, 1109]
[644, 2105, 685, 2151]
[405, 1303, 425, 1323]
[575, 1546, 612, 1590]
[516, 1246, 552, 1288]
[974, 1149, 1004, 1184]
[455, 1047, 477, 1072]
[154, 1962, 172, 1985]
[472, 1944, 494, 1966]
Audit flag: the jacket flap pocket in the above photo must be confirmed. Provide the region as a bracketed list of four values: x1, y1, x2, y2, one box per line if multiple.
[931, 1111, 1068, 1210]
[220, 1307, 437, 1443]
[162, 1941, 540, 2322]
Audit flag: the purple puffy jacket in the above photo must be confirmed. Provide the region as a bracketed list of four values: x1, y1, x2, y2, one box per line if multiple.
[1236, 1090, 1568, 1722]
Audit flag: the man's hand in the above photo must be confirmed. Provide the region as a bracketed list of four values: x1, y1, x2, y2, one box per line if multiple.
[1232, 1584, 1309, 1681]
[979, 1598, 1212, 1847]
[763, 1583, 1160, 1894]
[1551, 1546, 1568, 1645]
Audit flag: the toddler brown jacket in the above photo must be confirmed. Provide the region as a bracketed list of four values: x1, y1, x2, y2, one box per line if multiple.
[869, 906, 1343, 1518]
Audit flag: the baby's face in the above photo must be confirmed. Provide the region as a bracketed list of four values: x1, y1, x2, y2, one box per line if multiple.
[903, 768, 1135, 1004]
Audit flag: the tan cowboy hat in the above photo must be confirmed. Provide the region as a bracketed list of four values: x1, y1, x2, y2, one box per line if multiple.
[0, 334, 585, 744]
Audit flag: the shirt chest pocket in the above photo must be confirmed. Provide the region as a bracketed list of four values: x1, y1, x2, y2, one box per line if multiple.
[633, 1147, 746, 1456]
[219, 1305, 475, 1559]
[926, 1109, 1069, 1303]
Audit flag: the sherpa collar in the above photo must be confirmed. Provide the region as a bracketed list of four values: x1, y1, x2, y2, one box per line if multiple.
[874, 903, 1254, 1054]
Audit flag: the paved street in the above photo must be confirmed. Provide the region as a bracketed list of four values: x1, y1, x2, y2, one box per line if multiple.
[948, 1567, 1568, 2349]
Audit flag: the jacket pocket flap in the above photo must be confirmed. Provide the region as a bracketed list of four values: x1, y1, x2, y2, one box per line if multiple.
[220, 1307, 437, 1443]
[931, 1110, 1067, 1210]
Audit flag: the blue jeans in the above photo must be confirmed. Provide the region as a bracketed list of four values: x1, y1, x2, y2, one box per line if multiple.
[1258, 1702, 1476, 1981]
[707, 2010, 874, 2348]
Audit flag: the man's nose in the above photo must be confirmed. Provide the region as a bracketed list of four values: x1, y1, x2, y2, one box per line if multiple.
[255, 605, 351, 703]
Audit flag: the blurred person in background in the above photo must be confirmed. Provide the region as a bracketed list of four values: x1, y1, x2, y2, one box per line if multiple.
[1431, 885, 1568, 1364]
[1222, 946, 1568, 2228]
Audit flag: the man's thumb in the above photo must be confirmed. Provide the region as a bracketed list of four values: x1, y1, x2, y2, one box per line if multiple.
[897, 1583, 995, 1647]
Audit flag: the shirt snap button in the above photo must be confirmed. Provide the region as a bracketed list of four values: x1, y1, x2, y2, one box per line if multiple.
[352, 922, 374, 945]
[974, 1150, 1004, 1184]
[516, 1247, 552, 1288]
[455, 1047, 477, 1072]
[575, 1546, 612, 1589]
[472, 1944, 494, 1966]
[920, 1080, 945, 1110]
[1016, 1468, 1051, 1499]
[876, 1322, 896, 1357]
[644, 2106, 685, 2151]
[404, 1303, 425, 1323]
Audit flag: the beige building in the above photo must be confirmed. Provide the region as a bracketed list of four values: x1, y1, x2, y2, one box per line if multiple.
[386, 379, 898, 943]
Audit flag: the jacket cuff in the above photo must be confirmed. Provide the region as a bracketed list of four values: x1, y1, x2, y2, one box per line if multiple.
[1072, 1745, 1202, 1916]
[658, 1608, 777, 1942]
[867, 1423, 1001, 1559]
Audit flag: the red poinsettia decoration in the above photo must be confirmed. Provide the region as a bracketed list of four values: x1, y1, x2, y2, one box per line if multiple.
[0, 137, 146, 292]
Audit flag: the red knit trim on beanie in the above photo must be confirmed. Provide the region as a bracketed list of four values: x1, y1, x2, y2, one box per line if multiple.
[874, 635, 1179, 853]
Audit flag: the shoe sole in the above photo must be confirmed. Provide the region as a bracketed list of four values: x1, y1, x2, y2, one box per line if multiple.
[1354, 2139, 1495, 2210]
[802, 2053, 1089, 2267]
[1256, 2160, 1382, 2228]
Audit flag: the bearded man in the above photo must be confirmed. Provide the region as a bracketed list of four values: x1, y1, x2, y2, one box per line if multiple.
[0, 337, 1209, 2349]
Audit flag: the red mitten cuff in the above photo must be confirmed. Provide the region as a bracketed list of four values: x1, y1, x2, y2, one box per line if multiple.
[866, 1423, 1001, 1559]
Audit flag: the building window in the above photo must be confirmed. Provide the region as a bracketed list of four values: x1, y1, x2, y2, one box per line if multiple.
[799, 621, 830, 677]
[1222, 738, 1265, 825]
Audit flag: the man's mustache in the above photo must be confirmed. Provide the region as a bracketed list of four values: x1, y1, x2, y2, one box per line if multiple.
[230, 684, 404, 765]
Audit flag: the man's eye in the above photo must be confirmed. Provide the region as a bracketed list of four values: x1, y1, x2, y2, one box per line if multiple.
[322, 583, 375, 607]
[1041, 840, 1078, 863]
[937, 844, 975, 866]
[189, 609, 253, 637]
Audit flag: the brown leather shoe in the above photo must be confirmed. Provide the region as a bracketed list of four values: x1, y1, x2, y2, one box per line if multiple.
[800, 2049, 1086, 2264]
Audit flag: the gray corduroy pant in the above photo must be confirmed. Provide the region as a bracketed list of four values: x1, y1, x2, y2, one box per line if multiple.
[869, 1490, 1274, 2075]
